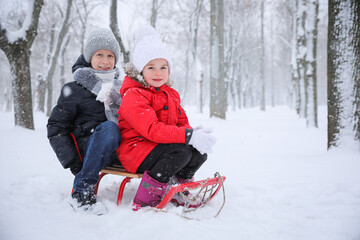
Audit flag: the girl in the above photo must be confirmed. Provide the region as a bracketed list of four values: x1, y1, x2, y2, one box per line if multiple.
[116, 26, 216, 209]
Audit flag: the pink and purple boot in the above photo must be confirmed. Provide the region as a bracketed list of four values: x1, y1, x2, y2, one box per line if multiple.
[132, 171, 169, 211]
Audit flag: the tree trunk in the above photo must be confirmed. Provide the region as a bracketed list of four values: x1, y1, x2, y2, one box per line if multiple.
[9, 47, 34, 129]
[198, 73, 204, 113]
[305, 0, 319, 127]
[270, 13, 275, 107]
[110, 0, 130, 64]
[0, 0, 44, 129]
[328, 0, 360, 148]
[191, 0, 203, 113]
[290, 0, 298, 110]
[4, 87, 12, 112]
[60, 36, 70, 87]
[36, 74, 46, 112]
[296, 0, 307, 117]
[353, 1, 360, 142]
[260, 0, 266, 111]
[150, 0, 159, 28]
[210, 0, 226, 119]
[45, 0, 72, 117]
[45, 24, 55, 116]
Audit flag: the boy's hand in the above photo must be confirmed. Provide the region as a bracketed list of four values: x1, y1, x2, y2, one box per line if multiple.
[96, 83, 112, 102]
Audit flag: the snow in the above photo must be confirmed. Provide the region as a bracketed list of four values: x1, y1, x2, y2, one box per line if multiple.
[1, 106, 360, 240]
[0, 0, 34, 43]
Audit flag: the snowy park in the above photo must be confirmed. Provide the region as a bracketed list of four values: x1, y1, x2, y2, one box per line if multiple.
[1, 106, 360, 240]
[1, 0, 360, 239]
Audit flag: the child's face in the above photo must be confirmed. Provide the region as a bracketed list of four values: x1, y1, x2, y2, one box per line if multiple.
[142, 58, 169, 88]
[91, 49, 115, 71]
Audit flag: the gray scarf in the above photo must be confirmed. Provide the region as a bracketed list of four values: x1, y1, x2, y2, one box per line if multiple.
[73, 67, 122, 123]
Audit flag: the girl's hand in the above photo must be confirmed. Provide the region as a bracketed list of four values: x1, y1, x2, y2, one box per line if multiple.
[189, 128, 217, 154]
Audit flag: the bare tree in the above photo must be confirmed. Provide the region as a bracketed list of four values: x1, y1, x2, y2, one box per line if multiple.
[223, 1, 239, 111]
[295, 0, 307, 117]
[305, 0, 319, 127]
[354, 2, 360, 143]
[74, 0, 100, 53]
[184, 0, 203, 112]
[0, 0, 44, 129]
[45, 0, 73, 117]
[60, 35, 71, 87]
[290, 0, 299, 110]
[150, 0, 165, 28]
[110, 0, 130, 63]
[290, 0, 319, 126]
[210, 0, 226, 119]
[328, 0, 360, 148]
[36, 73, 46, 112]
[260, 0, 266, 111]
[0, 51, 13, 112]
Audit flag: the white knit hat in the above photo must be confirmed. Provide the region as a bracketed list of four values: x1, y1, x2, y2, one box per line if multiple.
[132, 26, 172, 73]
[84, 28, 121, 65]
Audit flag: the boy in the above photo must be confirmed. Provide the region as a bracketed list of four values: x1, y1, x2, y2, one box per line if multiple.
[47, 28, 121, 211]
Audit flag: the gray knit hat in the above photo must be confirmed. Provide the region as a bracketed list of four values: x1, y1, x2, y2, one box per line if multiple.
[84, 28, 120, 65]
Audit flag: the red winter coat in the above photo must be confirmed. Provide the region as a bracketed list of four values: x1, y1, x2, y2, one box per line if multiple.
[116, 64, 192, 173]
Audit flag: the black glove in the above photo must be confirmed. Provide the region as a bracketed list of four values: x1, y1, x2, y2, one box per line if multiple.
[70, 158, 83, 176]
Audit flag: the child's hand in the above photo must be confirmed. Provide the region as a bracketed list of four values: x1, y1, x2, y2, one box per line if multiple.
[96, 83, 112, 102]
[193, 125, 213, 133]
[189, 129, 217, 154]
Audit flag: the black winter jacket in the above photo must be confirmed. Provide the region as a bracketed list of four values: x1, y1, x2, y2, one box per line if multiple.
[47, 55, 121, 171]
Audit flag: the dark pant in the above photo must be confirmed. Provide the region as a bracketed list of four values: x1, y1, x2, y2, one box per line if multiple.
[73, 121, 121, 194]
[137, 144, 207, 183]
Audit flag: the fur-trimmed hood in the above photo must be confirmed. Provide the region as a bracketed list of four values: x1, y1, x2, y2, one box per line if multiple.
[123, 62, 173, 87]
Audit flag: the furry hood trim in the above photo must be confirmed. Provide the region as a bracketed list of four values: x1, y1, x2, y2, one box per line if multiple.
[123, 62, 173, 87]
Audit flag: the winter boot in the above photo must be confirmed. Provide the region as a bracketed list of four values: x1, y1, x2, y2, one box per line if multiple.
[72, 191, 97, 207]
[70, 191, 107, 215]
[170, 177, 202, 208]
[133, 171, 169, 211]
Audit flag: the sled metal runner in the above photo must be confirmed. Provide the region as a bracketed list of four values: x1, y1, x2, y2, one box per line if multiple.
[156, 173, 226, 209]
[95, 166, 143, 206]
[94, 165, 226, 209]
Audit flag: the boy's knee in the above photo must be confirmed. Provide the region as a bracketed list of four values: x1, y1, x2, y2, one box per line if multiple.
[101, 121, 118, 131]
[100, 121, 119, 134]
[97, 121, 121, 143]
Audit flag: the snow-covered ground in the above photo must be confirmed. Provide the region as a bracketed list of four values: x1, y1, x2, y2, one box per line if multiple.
[1, 106, 359, 240]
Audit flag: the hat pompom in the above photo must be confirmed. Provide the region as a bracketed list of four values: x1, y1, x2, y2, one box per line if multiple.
[135, 26, 159, 44]
[132, 26, 172, 74]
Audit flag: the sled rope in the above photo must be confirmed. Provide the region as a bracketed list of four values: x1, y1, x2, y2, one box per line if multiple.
[182, 172, 226, 218]
[213, 172, 226, 217]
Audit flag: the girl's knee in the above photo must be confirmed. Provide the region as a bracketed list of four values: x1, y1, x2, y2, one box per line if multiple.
[173, 144, 193, 158]
[192, 149, 207, 164]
